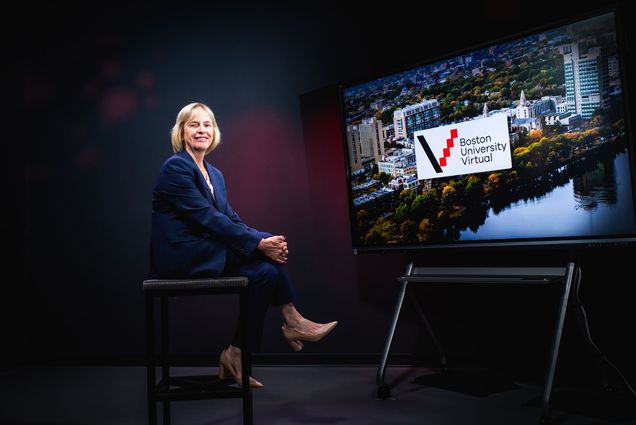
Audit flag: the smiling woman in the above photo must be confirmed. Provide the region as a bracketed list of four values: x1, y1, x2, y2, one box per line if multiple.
[179, 105, 220, 157]
[148, 102, 338, 388]
[180, 106, 219, 196]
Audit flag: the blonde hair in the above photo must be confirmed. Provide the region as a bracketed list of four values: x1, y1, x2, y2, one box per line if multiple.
[170, 102, 221, 154]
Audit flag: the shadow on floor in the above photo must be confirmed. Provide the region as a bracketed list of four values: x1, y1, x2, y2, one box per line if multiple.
[526, 387, 636, 423]
[411, 368, 521, 397]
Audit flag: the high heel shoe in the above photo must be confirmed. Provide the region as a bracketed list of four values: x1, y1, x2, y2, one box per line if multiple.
[282, 320, 338, 343]
[218, 349, 264, 389]
[284, 337, 304, 352]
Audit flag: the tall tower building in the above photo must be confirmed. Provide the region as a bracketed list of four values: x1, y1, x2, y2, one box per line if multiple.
[393, 99, 441, 141]
[358, 117, 385, 161]
[346, 117, 385, 173]
[345, 124, 363, 173]
[563, 42, 610, 119]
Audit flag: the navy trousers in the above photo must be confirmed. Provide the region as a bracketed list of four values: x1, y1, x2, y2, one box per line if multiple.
[223, 248, 296, 351]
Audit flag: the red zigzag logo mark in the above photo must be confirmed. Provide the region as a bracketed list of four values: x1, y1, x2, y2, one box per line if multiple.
[439, 128, 458, 167]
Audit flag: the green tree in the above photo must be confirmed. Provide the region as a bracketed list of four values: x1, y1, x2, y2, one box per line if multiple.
[464, 176, 485, 204]
[441, 185, 458, 207]
[394, 203, 409, 223]
[377, 172, 391, 185]
[417, 218, 433, 242]
[365, 217, 398, 244]
[379, 107, 396, 125]
[399, 219, 417, 242]
[399, 188, 415, 205]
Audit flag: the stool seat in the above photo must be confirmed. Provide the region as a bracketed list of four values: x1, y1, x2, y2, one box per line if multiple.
[143, 277, 248, 292]
[144, 276, 253, 425]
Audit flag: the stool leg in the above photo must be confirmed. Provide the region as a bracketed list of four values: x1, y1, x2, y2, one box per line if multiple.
[239, 288, 253, 425]
[162, 401, 171, 425]
[161, 296, 170, 384]
[146, 294, 157, 425]
[160, 295, 171, 425]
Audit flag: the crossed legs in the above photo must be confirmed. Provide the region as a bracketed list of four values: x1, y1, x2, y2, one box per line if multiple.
[220, 251, 337, 387]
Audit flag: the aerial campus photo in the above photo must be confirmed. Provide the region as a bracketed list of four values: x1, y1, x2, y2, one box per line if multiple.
[341, 12, 636, 247]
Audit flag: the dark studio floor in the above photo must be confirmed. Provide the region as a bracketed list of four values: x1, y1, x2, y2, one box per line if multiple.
[1, 364, 635, 425]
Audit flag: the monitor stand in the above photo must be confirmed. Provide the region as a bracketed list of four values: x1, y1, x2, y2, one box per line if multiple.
[375, 261, 580, 424]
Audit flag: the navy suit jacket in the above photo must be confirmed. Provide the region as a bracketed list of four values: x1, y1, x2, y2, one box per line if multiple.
[149, 150, 269, 278]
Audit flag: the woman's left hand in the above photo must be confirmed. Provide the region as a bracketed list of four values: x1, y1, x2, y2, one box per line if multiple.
[258, 235, 289, 264]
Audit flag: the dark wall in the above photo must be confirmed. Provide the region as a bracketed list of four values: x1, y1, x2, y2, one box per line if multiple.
[8, 0, 635, 386]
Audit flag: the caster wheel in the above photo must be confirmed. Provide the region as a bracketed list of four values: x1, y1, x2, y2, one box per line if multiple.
[377, 384, 391, 399]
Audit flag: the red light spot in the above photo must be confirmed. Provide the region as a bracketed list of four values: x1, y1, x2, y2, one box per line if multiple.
[100, 88, 139, 124]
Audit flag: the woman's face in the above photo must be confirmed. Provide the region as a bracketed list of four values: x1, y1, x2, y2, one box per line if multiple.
[183, 108, 214, 155]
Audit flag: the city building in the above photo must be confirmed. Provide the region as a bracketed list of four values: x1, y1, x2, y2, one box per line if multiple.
[346, 117, 386, 173]
[515, 90, 552, 118]
[393, 99, 441, 141]
[563, 41, 610, 119]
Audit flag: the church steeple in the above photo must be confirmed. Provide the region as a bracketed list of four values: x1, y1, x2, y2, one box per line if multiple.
[482, 102, 489, 118]
[519, 89, 527, 106]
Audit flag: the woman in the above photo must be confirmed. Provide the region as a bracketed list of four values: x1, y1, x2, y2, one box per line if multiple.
[149, 102, 337, 388]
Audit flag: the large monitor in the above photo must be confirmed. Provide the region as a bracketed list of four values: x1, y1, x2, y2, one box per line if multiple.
[338, 7, 636, 253]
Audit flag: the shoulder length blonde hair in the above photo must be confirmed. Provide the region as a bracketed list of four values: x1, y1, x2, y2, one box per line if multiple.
[170, 102, 221, 154]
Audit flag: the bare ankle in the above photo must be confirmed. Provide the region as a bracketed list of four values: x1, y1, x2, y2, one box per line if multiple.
[227, 345, 241, 357]
[281, 303, 303, 327]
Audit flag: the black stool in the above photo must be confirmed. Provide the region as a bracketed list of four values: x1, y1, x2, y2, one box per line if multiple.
[143, 277, 253, 425]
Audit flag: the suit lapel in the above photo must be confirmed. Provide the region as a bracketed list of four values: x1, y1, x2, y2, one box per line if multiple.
[205, 162, 224, 211]
[177, 150, 218, 209]
[199, 162, 218, 209]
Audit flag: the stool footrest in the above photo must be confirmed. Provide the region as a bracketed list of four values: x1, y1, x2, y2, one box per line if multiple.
[155, 375, 245, 401]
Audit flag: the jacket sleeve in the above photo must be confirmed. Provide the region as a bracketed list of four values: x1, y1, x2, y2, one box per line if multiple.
[155, 156, 263, 256]
[214, 171, 273, 240]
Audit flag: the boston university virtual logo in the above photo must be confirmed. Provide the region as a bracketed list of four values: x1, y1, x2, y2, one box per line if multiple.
[414, 114, 512, 180]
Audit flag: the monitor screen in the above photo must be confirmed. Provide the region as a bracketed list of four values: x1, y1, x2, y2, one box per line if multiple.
[338, 8, 636, 252]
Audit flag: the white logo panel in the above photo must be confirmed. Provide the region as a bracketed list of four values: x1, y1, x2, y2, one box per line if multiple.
[414, 114, 512, 180]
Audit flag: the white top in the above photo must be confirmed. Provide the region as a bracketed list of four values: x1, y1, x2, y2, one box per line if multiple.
[203, 172, 215, 199]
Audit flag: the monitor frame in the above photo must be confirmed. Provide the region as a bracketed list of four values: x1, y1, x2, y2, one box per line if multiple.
[337, 5, 636, 254]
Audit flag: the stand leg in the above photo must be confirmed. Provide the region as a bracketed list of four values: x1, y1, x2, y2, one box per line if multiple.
[409, 293, 447, 370]
[541, 261, 576, 423]
[377, 261, 413, 399]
